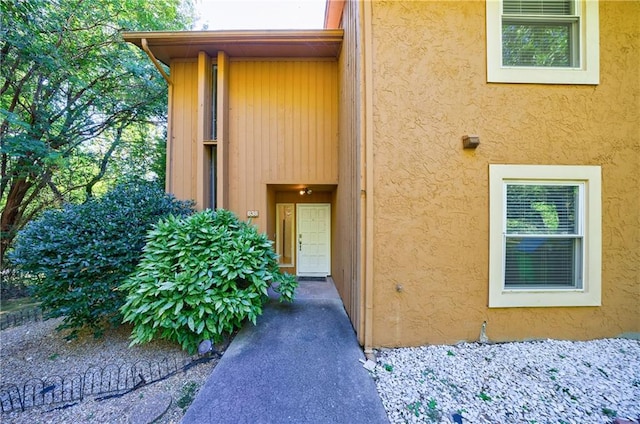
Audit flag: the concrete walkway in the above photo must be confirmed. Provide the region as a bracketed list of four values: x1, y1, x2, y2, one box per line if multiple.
[181, 278, 389, 424]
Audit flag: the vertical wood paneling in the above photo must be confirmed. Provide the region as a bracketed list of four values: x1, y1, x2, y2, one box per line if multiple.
[196, 52, 212, 209]
[300, 62, 309, 178]
[170, 52, 348, 334]
[268, 64, 278, 181]
[228, 59, 338, 228]
[217, 51, 230, 209]
[261, 65, 271, 182]
[284, 63, 293, 182]
[169, 60, 198, 203]
[333, 0, 364, 341]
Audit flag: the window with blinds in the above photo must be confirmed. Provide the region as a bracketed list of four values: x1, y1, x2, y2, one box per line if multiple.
[502, 0, 579, 67]
[489, 165, 601, 307]
[503, 183, 583, 289]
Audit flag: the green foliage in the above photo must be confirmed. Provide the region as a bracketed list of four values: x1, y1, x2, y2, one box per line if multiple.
[425, 398, 441, 422]
[478, 391, 492, 402]
[406, 399, 440, 422]
[120, 209, 297, 354]
[407, 401, 422, 417]
[0, 0, 194, 264]
[176, 381, 199, 411]
[9, 181, 194, 338]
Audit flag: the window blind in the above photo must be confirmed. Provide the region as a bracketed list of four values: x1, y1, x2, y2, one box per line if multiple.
[502, 21, 575, 67]
[501, 0, 578, 68]
[503, 0, 573, 16]
[505, 238, 580, 287]
[504, 184, 582, 288]
[506, 184, 578, 235]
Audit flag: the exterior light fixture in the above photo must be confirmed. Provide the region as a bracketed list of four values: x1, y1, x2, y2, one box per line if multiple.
[299, 188, 312, 195]
[462, 134, 480, 149]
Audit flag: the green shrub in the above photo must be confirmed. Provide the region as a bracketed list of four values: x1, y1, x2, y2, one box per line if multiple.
[8, 180, 194, 338]
[119, 209, 297, 354]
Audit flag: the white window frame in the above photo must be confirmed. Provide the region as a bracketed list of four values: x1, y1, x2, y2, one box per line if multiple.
[489, 165, 601, 307]
[486, 0, 600, 84]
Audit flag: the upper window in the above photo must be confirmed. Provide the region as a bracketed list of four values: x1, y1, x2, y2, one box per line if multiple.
[489, 165, 601, 307]
[486, 0, 599, 84]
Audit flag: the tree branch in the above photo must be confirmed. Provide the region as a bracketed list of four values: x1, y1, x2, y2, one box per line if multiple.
[86, 125, 124, 198]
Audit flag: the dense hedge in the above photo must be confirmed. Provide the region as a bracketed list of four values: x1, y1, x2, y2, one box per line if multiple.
[120, 209, 297, 354]
[9, 181, 194, 338]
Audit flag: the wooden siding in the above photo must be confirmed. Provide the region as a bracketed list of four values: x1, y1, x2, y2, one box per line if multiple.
[196, 52, 213, 210]
[228, 60, 339, 231]
[167, 60, 198, 202]
[334, 0, 364, 342]
[216, 51, 230, 209]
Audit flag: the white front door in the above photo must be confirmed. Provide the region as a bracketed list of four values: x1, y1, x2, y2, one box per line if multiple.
[296, 204, 331, 277]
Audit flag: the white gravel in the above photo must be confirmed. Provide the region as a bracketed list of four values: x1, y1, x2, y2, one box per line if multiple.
[373, 338, 640, 424]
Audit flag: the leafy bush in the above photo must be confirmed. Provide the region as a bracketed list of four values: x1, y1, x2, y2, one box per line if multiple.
[9, 180, 194, 338]
[119, 209, 297, 354]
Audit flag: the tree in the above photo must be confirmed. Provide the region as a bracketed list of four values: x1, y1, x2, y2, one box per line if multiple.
[0, 0, 194, 265]
[9, 181, 194, 338]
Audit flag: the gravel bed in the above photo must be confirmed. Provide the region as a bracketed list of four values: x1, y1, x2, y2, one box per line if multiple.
[373, 338, 640, 424]
[1, 317, 229, 423]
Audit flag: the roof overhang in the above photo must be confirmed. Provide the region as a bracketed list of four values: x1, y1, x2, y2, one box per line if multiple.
[123, 30, 343, 65]
[324, 0, 345, 29]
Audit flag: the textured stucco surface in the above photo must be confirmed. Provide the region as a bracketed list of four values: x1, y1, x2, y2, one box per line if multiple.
[368, 0, 639, 346]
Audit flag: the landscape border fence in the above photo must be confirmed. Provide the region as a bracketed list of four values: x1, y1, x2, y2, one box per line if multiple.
[0, 307, 42, 330]
[0, 355, 218, 413]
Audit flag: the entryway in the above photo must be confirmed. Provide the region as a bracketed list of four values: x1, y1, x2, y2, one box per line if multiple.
[271, 186, 334, 277]
[296, 203, 331, 277]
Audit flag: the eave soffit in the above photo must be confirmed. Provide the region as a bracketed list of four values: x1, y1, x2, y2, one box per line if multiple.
[123, 29, 344, 65]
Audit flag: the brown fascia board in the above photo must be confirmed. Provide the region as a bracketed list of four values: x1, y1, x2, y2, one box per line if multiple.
[122, 29, 344, 65]
[324, 0, 345, 29]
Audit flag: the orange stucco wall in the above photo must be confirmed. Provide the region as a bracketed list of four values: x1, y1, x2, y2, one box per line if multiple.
[368, 0, 639, 346]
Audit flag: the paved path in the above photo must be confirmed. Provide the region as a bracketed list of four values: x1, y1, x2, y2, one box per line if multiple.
[181, 278, 389, 424]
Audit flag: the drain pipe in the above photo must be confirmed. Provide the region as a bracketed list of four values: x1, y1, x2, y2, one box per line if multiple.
[362, 0, 375, 355]
[141, 38, 172, 85]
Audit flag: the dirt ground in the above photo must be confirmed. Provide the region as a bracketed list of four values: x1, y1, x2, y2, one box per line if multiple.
[0, 315, 229, 423]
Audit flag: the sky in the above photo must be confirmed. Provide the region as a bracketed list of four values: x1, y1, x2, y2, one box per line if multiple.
[194, 0, 327, 30]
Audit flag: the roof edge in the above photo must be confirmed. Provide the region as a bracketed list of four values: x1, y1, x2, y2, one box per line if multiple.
[123, 29, 343, 45]
[123, 29, 344, 63]
[324, 0, 346, 29]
